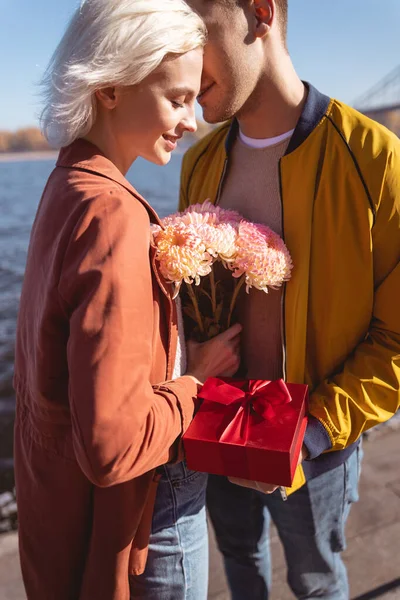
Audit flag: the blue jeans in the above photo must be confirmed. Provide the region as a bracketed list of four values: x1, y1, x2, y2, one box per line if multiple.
[129, 462, 208, 599]
[207, 445, 362, 600]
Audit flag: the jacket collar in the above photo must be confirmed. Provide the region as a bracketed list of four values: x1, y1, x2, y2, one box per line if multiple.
[285, 83, 331, 155]
[56, 138, 161, 225]
[224, 82, 331, 155]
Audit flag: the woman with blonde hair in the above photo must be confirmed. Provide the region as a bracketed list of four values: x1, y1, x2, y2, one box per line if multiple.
[13, 1, 241, 598]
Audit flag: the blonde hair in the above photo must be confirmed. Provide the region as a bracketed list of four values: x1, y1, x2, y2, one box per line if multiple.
[41, 0, 206, 148]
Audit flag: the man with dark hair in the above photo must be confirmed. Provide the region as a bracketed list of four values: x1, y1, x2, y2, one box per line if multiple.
[180, 1, 400, 598]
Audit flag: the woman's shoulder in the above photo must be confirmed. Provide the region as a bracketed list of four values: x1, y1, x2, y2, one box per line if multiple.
[51, 140, 160, 224]
[48, 164, 152, 222]
[35, 166, 153, 266]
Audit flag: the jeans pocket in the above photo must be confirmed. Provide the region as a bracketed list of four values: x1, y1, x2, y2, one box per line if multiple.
[159, 461, 206, 487]
[173, 467, 206, 488]
[152, 462, 208, 534]
[332, 446, 362, 552]
[345, 443, 362, 506]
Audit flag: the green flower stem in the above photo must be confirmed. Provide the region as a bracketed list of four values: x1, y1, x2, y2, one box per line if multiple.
[186, 282, 205, 334]
[227, 275, 245, 328]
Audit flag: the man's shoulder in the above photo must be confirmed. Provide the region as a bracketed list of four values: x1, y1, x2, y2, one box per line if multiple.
[328, 99, 400, 153]
[328, 99, 400, 214]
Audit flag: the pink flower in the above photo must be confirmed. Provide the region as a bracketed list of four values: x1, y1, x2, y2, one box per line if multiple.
[158, 202, 239, 264]
[181, 203, 240, 261]
[153, 222, 213, 297]
[183, 200, 242, 226]
[231, 221, 292, 293]
[200, 222, 238, 261]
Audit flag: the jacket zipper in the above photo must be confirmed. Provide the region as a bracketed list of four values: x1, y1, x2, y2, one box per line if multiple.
[278, 159, 289, 501]
[215, 157, 228, 206]
[278, 159, 287, 382]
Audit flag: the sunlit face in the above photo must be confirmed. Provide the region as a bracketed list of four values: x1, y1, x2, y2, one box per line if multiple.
[110, 48, 203, 166]
[189, 1, 264, 123]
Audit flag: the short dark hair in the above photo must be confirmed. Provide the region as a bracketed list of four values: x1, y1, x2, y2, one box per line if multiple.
[275, 0, 288, 39]
[216, 0, 288, 40]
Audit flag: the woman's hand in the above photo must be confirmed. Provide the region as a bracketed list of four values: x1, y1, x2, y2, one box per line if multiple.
[185, 323, 242, 385]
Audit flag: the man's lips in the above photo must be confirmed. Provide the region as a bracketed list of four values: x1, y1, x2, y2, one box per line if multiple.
[197, 82, 215, 103]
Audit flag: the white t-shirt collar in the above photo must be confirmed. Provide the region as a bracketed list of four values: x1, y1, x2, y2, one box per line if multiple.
[239, 128, 295, 149]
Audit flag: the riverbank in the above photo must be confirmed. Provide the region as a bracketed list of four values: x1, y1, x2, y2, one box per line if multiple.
[0, 151, 57, 163]
[0, 144, 190, 164]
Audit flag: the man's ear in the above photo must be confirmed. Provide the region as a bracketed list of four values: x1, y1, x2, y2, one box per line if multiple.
[253, 0, 274, 38]
[95, 87, 118, 110]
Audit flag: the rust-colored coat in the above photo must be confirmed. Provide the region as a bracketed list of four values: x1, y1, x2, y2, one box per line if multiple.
[13, 140, 197, 599]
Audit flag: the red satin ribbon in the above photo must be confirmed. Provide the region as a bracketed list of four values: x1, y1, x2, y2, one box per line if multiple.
[198, 378, 293, 445]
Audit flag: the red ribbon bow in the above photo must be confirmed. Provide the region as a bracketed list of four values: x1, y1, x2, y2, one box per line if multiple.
[198, 378, 293, 445]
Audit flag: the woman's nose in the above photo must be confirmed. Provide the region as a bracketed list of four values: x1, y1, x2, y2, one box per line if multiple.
[181, 106, 197, 133]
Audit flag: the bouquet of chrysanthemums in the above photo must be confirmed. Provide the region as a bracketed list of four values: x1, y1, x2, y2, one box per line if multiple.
[151, 201, 292, 341]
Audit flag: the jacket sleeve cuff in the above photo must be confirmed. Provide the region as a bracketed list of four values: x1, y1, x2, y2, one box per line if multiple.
[303, 416, 332, 460]
[155, 376, 198, 434]
[169, 376, 199, 434]
[153, 376, 198, 465]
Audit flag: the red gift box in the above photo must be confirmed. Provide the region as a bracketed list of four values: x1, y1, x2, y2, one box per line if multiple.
[183, 378, 308, 487]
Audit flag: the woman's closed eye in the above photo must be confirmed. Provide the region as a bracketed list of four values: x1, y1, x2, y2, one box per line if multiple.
[167, 84, 198, 110]
[171, 99, 185, 108]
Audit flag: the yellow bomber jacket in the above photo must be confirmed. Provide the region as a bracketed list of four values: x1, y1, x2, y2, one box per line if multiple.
[180, 84, 400, 492]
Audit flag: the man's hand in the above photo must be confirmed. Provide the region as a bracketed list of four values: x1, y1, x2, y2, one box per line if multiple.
[185, 323, 242, 384]
[228, 444, 309, 494]
[227, 478, 279, 494]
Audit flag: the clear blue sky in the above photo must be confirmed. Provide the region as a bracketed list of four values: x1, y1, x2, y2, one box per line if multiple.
[1, 0, 399, 131]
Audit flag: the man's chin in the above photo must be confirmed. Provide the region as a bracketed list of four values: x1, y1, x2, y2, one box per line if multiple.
[202, 112, 221, 125]
[200, 98, 238, 124]
[202, 108, 235, 125]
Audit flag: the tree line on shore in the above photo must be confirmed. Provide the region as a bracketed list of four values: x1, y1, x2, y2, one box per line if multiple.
[0, 128, 51, 153]
[1, 111, 398, 154]
[0, 121, 215, 154]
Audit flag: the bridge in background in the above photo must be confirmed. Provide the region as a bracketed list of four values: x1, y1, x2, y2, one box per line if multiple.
[354, 65, 400, 136]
